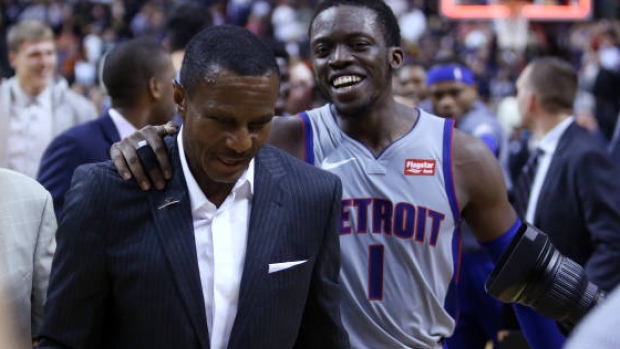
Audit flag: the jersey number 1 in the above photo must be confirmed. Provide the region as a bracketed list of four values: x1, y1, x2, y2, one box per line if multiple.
[368, 244, 384, 300]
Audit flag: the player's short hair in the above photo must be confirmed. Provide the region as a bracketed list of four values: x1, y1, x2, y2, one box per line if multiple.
[179, 25, 279, 96]
[526, 57, 577, 114]
[165, 2, 213, 52]
[7, 20, 54, 52]
[309, 0, 401, 47]
[102, 38, 170, 108]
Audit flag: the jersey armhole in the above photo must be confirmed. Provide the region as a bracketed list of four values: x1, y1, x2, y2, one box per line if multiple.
[298, 111, 315, 165]
[442, 118, 461, 222]
[443, 118, 463, 290]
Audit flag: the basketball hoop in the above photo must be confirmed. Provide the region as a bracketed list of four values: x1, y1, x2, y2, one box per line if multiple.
[494, 0, 529, 53]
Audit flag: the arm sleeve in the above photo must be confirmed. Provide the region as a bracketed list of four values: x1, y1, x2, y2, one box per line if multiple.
[481, 219, 566, 349]
[38, 165, 108, 348]
[31, 190, 57, 337]
[293, 176, 350, 349]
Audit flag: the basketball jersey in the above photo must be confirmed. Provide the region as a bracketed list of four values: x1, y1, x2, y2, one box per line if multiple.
[299, 105, 461, 349]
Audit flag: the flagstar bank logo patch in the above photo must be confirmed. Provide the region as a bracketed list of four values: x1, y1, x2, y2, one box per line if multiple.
[404, 159, 436, 176]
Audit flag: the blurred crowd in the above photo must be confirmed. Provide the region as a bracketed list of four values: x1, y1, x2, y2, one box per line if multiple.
[0, 0, 619, 120]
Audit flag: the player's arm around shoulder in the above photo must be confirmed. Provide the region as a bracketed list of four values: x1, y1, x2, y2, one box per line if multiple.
[453, 130, 518, 243]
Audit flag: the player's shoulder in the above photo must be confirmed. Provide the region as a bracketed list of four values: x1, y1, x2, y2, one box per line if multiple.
[259, 145, 340, 184]
[453, 129, 507, 205]
[73, 159, 137, 192]
[0, 168, 49, 200]
[454, 129, 496, 162]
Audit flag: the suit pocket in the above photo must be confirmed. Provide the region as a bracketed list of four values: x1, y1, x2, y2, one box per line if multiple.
[268, 259, 309, 274]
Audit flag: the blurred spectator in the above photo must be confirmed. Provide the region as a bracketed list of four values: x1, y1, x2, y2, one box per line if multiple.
[398, 0, 427, 46]
[245, 1, 272, 38]
[130, 2, 165, 40]
[165, 1, 213, 72]
[393, 61, 427, 107]
[271, 0, 306, 58]
[286, 61, 320, 115]
[0, 19, 97, 178]
[269, 39, 291, 116]
[0, 168, 56, 347]
[592, 28, 620, 141]
[18, 0, 65, 30]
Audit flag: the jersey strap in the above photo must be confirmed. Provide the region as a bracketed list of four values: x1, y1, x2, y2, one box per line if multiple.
[297, 111, 315, 165]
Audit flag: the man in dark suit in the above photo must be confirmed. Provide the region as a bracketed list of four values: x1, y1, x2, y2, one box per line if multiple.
[36, 38, 176, 218]
[514, 57, 620, 292]
[38, 26, 349, 349]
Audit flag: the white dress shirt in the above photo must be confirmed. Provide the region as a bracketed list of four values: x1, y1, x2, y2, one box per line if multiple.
[6, 79, 53, 178]
[108, 108, 137, 139]
[525, 117, 574, 223]
[177, 128, 254, 349]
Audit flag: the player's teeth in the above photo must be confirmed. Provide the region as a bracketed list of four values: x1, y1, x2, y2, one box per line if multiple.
[333, 75, 361, 87]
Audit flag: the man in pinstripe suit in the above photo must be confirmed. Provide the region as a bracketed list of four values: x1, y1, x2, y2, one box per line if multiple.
[38, 26, 348, 349]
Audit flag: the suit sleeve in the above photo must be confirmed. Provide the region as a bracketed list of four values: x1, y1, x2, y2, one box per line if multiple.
[578, 149, 620, 292]
[37, 134, 87, 219]
[293, 175, 350, 349]
[38, 165, 109, 348]
[31, 189, 57, 337]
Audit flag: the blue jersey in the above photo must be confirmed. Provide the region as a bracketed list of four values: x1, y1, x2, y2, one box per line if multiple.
[300, 105, 461, 349]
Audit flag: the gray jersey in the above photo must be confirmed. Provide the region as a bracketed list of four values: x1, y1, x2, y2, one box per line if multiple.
[300, 105, 460, 349]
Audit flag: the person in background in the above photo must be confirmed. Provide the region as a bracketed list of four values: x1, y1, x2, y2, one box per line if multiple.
[393, 61, 427, 107]
[514, 57, 620, 293]
[286, 61, 320, 115]
[37, 38, 176, 219]
[0, 19, 97, 178]
[269, 39, 291, 116]
[0, 168, 56, 347]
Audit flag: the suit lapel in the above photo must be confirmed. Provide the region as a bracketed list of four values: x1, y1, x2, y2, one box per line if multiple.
[148, 137, 209, 348]
[534, 122, 577, 224]
[228, 147, 286, 345]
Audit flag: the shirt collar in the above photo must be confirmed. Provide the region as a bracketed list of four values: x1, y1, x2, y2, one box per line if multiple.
[10, 77, 51, 108]
[537, 116, 574, 155]
[177, 126, 255, 214]
[108, 108, 138, 139]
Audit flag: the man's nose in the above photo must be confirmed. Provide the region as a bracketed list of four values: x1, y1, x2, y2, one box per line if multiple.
[226, 128, 252, 153]
[329, 45, 353, 67]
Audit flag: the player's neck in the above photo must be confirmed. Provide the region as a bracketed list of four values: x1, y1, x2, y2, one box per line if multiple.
[335, 101, 417, 156]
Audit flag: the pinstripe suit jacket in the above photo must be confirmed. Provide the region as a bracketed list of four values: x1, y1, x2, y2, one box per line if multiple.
[39, 137, 349, 349]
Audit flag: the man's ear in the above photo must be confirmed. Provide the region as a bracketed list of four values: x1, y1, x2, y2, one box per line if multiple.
[527, 92, 537, 113]
[149, 77, 162, 100]
[8, 51, 17, 69]
[173, 80, 186, 115]
[389, 47, 404, 70]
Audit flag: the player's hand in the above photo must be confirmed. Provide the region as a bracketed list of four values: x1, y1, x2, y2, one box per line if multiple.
[109, 121, 178, 190]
